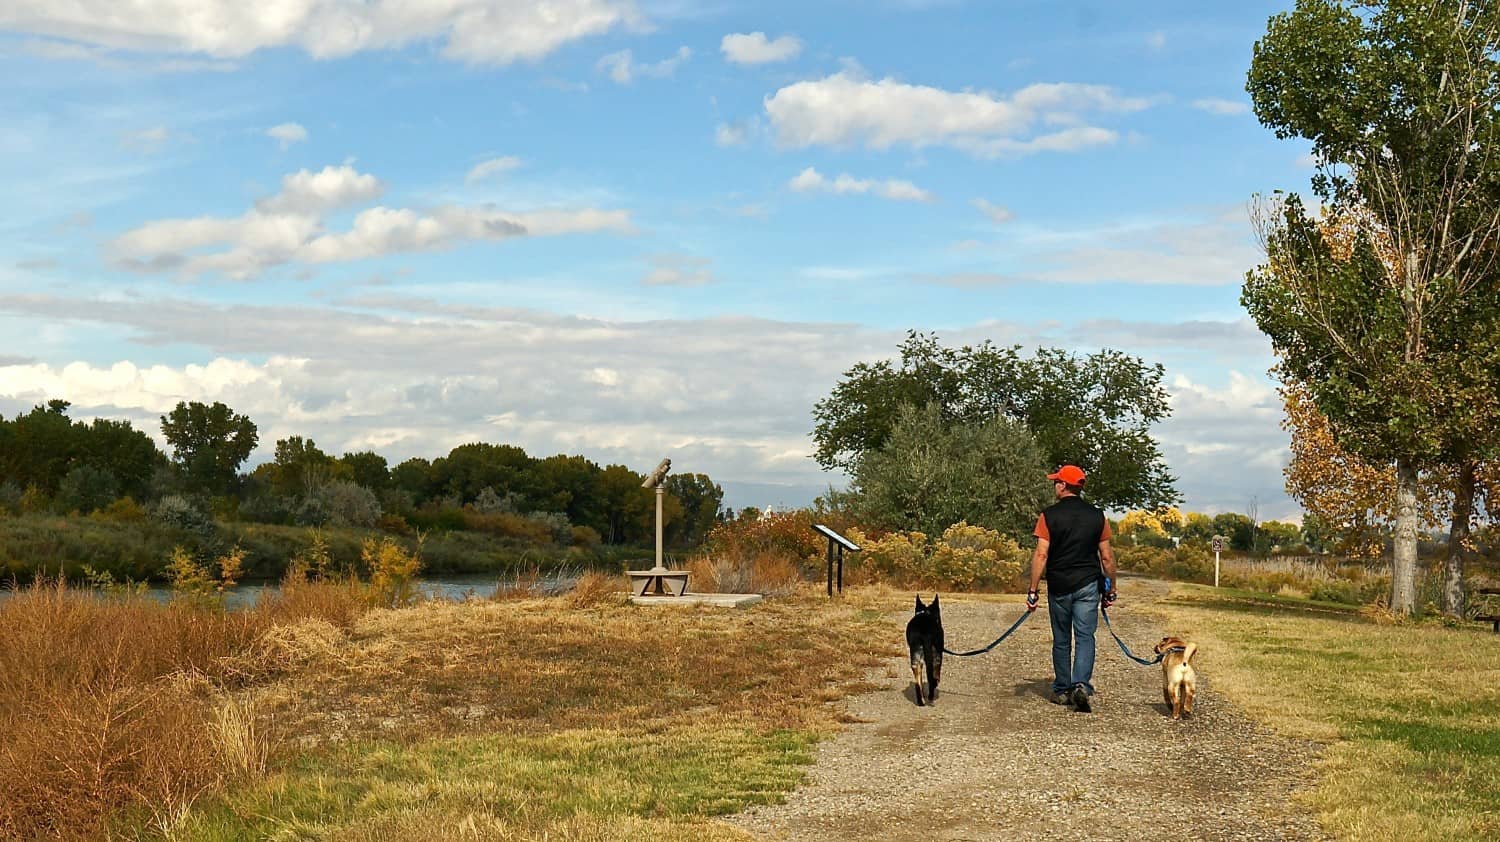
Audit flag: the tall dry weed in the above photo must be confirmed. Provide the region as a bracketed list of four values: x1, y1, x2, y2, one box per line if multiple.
[567, 572, 623, 608]
[685, 551, 803, 597]
[493, 565, 545, 600]
[0, 576, 369, 838]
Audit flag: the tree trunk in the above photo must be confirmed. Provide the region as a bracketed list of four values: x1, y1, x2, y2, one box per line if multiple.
[1391, 457, 1419, 615]
[1444, 461, 1476, 619]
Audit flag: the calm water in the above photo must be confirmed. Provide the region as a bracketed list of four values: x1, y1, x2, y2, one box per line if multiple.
[0, 572, 579, 609]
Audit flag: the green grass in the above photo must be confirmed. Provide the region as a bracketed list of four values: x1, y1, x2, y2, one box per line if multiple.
[1161, 583, 1500, 841]
[135, 727, 811, 841]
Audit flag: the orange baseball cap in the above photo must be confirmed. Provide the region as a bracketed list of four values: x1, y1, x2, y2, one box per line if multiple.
[1047, 465, 1087, 485]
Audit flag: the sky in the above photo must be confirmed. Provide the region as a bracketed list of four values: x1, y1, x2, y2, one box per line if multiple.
[0, 0, 1314, 520]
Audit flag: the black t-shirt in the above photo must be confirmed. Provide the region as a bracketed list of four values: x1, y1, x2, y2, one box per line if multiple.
[1033, 495, 1111, 595]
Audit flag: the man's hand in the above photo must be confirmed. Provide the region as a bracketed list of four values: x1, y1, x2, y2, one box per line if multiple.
[1026, 590, 1039, 612]
[1103, 589, 1117, 608]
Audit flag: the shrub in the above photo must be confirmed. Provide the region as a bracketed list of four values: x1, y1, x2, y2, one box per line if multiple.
[848, 522, 1024, 591]
[152, 495, 216, 537]
[0, 480, 21, 515]
[928, 522, 1026, 590]
[377, 513, 413, 535]
[95, 496, 148, 523]
[319, 480, 381, 528]
[167, 545, 245, 604]
[571, 525, 602, 548]
[363, 536, 423, 607]
[294, 494, 331, 527]
[529, 512, 572, 545]
[1167, 545, 1212, 583]
[19, 484, 50, 514]
[1114, 545, 1173, 575]
[55, 465, 119, 514]
[239, 493, 295, 525]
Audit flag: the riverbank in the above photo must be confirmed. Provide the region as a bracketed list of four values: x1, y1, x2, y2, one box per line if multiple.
[0, 513, 644, 584]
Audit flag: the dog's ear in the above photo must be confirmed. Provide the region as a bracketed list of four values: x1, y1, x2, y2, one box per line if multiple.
[931, 594, 940, 615]
[914, 595, 925, 613]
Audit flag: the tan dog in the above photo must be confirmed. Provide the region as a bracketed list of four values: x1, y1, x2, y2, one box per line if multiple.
[1153, 636, 1198, 720]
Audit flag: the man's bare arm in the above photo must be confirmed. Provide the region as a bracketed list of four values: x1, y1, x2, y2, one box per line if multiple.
[1029, 539, 1049, 593]
[1098, 539, 1117, 581]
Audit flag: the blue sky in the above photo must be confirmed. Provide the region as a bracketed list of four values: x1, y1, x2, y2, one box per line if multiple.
[0, 1, 1312, 518]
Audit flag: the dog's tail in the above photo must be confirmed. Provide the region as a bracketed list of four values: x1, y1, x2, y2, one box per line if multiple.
[1182, 642, 1198, 664]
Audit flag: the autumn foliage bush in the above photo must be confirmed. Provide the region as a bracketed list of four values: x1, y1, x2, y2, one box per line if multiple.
[848, 522, 1026, 591]
[685, 509, 855, 595]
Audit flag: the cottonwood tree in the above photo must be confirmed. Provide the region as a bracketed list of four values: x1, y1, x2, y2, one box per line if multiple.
[1283, 372, 1494, 607]
[159, 401, 258, 497]
[813, 332, 1178, 511]
[1246, 0, 1500, 612]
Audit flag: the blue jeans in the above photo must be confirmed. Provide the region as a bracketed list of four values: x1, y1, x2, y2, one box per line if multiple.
[1048, 580, 1100, 695]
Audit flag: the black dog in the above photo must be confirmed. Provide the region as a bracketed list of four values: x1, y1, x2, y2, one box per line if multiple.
[905, 594, 944, 706]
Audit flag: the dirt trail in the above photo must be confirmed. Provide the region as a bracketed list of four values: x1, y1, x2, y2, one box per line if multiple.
[728, 579, 1328, 842]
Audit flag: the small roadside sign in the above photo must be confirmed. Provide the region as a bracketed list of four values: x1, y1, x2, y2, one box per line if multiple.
[1211, 536, 1225, 553]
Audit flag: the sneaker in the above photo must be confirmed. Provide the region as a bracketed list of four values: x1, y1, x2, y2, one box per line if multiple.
[1049, 691, 1071, 705]
[1070, 686, 1092, 713]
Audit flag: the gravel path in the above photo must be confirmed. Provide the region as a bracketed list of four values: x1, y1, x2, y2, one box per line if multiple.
[728, 580, 1328, 841]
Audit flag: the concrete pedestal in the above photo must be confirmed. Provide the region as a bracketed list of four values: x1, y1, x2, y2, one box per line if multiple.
[626, 568, 689, 597]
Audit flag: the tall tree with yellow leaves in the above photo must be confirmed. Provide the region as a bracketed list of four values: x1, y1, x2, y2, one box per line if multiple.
[1247, 0, 1500, 614]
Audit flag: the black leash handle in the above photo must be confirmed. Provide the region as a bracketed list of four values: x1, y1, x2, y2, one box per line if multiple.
[942, 607, 1034, 656]
[1100, 606, 1165, 666]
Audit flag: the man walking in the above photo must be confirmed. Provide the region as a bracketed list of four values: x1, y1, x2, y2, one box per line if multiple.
[1025, 464, 1118, 713]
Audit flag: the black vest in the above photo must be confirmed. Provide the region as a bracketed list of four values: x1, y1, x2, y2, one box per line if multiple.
[1042, 495, 1107, 595]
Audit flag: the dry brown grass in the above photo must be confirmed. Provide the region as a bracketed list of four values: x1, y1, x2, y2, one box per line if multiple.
[566, 572, 623, 608]
[254, 583, 900, 744]
[0, 577, 371, 839]
[685, 551, 804, 597]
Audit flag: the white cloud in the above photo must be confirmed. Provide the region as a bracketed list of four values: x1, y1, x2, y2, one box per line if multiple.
[1157, 371, 1295, 518]
[914, 271, 1011, 287]
[597, 46, 691, 84]
[1021, 215, 1260, 286]
[122, 126, 172, 152]
[0, 294, 1297, 514]
[0, 0, 641, 65]
[1192, 98, 1249, 116]
[641, 254, 713, 286]
[0, 298, 890, 493]
[17, 36, 238, 71]
[788, 166, 934, 202]
[255, 165, 384, 214]
[971, 198, 1013, 224]
[715, 122, 749, 147]
[465, 155, 523, 184]
[720, 32, 802, 65]
[109, 163, 632, 280]
[764, 70, 1151, 157]
[266, 122, 308, 149]
[1147, 31, 1167, 50]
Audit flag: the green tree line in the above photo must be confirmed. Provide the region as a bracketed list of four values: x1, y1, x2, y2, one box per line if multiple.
[0, 400, 724, 550]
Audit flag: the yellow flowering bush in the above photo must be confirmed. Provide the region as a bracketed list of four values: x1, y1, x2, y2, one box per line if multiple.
[848, 522, 1026, 591]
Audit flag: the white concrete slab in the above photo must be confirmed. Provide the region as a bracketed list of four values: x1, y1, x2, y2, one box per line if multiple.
[626, 592, 763, 608]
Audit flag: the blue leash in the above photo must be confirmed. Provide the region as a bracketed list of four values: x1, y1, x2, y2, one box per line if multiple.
[942, 607, 1033, 656]
[1100, 606, 1165, 666]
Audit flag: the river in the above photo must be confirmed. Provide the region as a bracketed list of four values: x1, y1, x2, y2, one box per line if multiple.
[0, 571, 580, 609]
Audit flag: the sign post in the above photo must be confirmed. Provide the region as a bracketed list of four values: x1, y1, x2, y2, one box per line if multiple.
[811, 524, 860, 596]
[1211, 535, 1224, 587]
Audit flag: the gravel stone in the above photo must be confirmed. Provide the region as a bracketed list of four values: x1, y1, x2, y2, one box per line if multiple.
[727, 580, 1328, 841]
